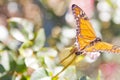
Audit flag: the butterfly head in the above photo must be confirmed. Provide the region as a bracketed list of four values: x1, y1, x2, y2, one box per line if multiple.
[75, 51, 83, 55]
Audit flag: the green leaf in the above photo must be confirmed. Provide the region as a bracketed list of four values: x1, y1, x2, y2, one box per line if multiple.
[80, 76, 87, 80]
[8, 52, 17, 71]
[21, 75, 29, 80]
[15, 57, 27, 73]
[32, 28, 46, 51]
[0, 73, 12, 80]
[0, 64, 5, 73]
[8, 17, 34, 42]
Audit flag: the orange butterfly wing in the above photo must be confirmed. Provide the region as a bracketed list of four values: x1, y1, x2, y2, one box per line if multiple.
[72, 4, 120, 54]
[72, 4, 96, 50]
[85, 42, 120, 53]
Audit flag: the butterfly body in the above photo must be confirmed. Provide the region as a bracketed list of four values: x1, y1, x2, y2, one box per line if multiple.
[89, 37, 101, 46]
[75, 37, 102, 55]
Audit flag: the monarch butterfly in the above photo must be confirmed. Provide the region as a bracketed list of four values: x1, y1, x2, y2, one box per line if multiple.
[72, 4, 120, 54]
[52, 4, 120, 79]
